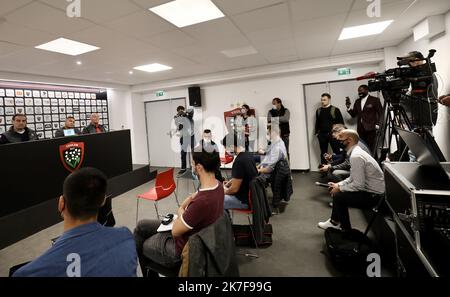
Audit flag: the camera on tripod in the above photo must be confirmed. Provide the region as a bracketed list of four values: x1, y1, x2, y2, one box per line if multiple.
[365, 50, 437, 103]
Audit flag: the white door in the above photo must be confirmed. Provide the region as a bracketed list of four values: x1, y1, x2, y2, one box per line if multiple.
[304, 79, 371, 170]
[145, 98, 186, 168]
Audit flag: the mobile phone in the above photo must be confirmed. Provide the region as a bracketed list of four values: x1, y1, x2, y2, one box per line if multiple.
[315, 182, 330, 188]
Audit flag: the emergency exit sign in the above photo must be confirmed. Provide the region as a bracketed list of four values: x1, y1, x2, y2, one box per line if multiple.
[337, 68, 351, 76]
[156, 91, 165, 97]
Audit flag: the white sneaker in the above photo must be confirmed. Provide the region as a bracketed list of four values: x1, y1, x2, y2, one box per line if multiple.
[318, 218, 341, 230]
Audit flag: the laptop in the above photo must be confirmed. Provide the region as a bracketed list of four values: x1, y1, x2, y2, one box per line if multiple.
[396, 127, 450, 180]
[63, 128, 76, 137]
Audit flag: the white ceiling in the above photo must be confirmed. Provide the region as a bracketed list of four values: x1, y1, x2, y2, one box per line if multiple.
[0, 0, 448, 85]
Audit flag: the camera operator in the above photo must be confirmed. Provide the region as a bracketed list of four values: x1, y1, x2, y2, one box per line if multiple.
[174, 106, 195, 177]
[400, 51, 438, 128]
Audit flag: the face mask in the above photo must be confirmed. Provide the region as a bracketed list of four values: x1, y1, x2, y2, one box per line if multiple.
[272, 104, 277, 110]
[359, 92, 367, 98]
[192, 166, 198, 180]
[203, 138, 211, 144]
[241, 108, 247, 114]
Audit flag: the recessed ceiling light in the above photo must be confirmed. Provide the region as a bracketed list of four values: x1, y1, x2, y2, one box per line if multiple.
[134, 63, 172, 73]
[221, 46, 258, 58]
[76, 61, 82, 65]
[35, 38, 100, 56]
[339, 20, 394, 40]
[129, 71, 134, 75]
[149, 0, 225, 28]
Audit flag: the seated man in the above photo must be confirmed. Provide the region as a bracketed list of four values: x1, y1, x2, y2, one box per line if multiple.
[0, 114, 38, 144]
[55, 116, 82, 138]
[257, 127, 287, 180]
[320, 124, 371, 182]
[13, 168, 137, 277]
[82, 113, 106, 134]
[134, 151, 224, 275]
[194, 129, 223, 182]
[318, 129, 385, 231]
[222, 133, 258, 210]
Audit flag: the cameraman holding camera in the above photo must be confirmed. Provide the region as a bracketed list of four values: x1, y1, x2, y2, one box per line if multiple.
[174, 106, 195, 177]
[400, 51, 438, 128]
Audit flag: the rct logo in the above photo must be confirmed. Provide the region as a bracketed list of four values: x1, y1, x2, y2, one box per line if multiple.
[366, 253, 381, 277]
[66, 0, 81, 18]
[66, 253, 81, 277]
[367, 0, 381, 18]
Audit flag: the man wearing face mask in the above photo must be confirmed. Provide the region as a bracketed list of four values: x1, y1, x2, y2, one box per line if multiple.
[194, 129, 223, 182]
[319, 124, 371, 182]
[318, 130, 384, 231]
[345, 85, 382, 153]
[268, 98, 290, 158]
[174, 106, 195, 177]
[13, 168, 137, 277]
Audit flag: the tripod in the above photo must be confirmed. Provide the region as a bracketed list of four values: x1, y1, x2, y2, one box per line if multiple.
[373, 93, 446, 163]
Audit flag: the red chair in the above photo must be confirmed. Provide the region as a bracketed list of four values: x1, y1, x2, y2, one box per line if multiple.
[231, 191, 258, 258]
[220, 151, 234, 165]
[136, 168, 179, 223]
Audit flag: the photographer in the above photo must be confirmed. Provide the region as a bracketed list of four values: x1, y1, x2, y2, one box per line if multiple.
[400, 51, 438, 128]
[174, 106, 195, 177]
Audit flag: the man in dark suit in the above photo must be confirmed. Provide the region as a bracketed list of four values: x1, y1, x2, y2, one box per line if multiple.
[345, 85, 382, 153]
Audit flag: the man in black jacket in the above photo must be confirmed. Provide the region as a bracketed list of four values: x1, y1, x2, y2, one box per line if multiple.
[268, 98, 291, 158]
[0, 114, 38, 144]
[315, 93, 344, 165]
[82, 113, 106, 134]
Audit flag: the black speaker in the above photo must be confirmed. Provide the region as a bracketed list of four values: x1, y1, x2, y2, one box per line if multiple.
[188, 86, 201, 107]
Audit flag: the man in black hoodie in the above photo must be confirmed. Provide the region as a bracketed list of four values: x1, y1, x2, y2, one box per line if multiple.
[0, 114, 38, 144]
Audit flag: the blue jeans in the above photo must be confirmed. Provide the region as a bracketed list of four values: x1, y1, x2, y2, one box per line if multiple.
[224, 195, 248, 210]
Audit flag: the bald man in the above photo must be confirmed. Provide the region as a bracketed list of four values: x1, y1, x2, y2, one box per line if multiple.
[318, 129, 385, 231]
[82, 113, 106, 134]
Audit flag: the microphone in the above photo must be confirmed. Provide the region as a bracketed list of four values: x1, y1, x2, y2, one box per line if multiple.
[356, 72, 377, 80]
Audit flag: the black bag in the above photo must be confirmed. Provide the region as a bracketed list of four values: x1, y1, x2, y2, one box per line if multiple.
[324, 228, 374, 274]
[232, 224, 273, 247]
[324, 196, 384, 275]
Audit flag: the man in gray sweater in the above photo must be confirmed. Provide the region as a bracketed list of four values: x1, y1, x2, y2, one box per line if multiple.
[318, 129, 385, 231]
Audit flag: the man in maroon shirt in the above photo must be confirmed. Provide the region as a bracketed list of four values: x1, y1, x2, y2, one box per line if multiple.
[134, 151, 224, 275]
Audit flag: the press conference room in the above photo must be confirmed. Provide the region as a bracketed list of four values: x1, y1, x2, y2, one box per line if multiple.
[1, 0, 450, 281]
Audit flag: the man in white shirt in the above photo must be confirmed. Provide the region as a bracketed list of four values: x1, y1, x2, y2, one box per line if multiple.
[318, 129, 385, 231]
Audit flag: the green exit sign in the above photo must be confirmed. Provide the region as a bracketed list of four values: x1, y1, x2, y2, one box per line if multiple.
[156, 91, 165, 97]
[337, 68, 351, 76]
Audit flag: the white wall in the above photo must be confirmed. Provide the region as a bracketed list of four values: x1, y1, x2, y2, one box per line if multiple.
[388, 11, 450, 160]
[136, 64, 382, 170]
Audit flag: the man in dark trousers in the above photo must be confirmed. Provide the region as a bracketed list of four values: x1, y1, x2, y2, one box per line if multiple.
[315, 93, 344, 165]
[345, 85, 382, 153]
[0, 114, 38, 144]
[268, 98, 290, 158]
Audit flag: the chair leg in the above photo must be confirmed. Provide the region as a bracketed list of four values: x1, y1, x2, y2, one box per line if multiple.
[173, 191, 180, 207]
[135, 198, 139, 227]
[154, 201, 160, 220]
[247, 215, 259, 250]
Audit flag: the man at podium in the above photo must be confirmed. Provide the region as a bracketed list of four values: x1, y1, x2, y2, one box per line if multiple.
[55, 116, 81, 138]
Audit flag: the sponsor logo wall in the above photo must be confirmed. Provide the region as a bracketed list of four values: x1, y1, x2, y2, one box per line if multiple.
[0, 84, 109, 138]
